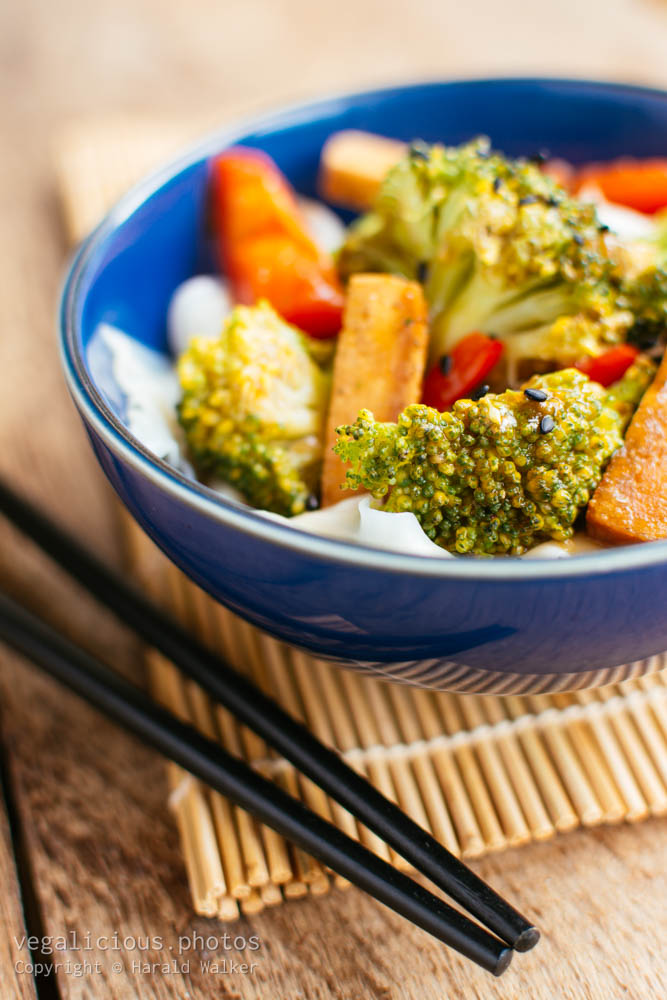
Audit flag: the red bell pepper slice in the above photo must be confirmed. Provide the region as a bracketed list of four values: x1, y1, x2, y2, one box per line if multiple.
[214, 148, 317, 252]
[575, 344, 639, 387]
[212, 148, 344, 337]
[574, 158, 667, 215]
[422, 333, 504, 411]
[231, 234, 346, 338]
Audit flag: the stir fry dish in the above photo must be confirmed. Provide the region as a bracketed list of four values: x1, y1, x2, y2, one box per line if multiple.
[173, 131, 667, 556]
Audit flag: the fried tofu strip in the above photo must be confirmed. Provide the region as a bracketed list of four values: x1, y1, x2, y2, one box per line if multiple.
[318, 131, 406, 212]
[321, 274, 428, 507]
[587, 351, 667, 544]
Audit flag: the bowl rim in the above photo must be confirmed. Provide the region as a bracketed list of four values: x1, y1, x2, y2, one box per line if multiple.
[60, 75, 667, 582]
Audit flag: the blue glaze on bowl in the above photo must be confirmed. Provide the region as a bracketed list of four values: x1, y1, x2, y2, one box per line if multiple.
[60, 78, 667, 692]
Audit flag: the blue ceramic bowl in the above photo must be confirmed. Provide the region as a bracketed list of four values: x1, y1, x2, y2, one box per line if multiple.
[60, 78, 667, 693]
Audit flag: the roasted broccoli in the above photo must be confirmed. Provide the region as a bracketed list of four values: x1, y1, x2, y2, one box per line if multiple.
[604, 354, 657, 426]
[178, 301, 329, 515]
[338, 138, 641, 370]
[334, 366, 653, 556]
[623, 265, 667, 350]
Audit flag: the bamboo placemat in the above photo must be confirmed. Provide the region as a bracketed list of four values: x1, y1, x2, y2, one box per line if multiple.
[121, 513, 667, 920]
[57, 117, 667, 920]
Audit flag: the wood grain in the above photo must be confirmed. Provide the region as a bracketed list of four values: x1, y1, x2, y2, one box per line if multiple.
[0, 769, 37, 999]
[0, 0, 666, 997]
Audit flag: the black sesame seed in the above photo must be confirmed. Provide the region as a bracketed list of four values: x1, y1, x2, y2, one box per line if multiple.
[438, 354, 453, 376]
[492, 177, 502, 192]
[408, 140, 429, 161]
[417, 260, 429, 284]
[518, 195, 539, 206]
[540, 414, 555, 434]
[572, 233, 584, 246]
[528, 149, 549, 165]
[598, 223, 610, 233]
[630, 320, 659, 351]
[305, 494, 320, 511]
[545, 196, 560, 207]
[524, 387, 548, 402]
[471, 384, 490, 401]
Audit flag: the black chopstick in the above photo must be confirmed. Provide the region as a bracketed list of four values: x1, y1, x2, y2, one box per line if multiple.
[0, 589, 512, 975]
[0, 478, 538, 953]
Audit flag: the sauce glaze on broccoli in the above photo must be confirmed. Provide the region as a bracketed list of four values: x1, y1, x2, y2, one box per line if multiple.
[334, 364, 654, 555]
[338, 138, 665, 371]
[178, 301, 329, 515]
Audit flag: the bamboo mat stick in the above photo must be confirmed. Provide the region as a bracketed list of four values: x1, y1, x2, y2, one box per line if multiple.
[637, 670, 667, 741]
[384, 685, 460, 855]
[593, 688, 667, 816]
[166, 762, 227, 918]
[549, 693, 626, 824]
[199, 628, 329, 899]
[169, 781, 222, 915]
[235, 624, 331, 895]
[433, 694, 507, 852]
[198, 604, 316, 899]
[455, 696, 531, 847]
[336, 671, 410, 870]
[55, 114, 220, 242]
[184, 681, 253, 899]
[163, 570, 271, 892]
[282, 849, 312, 899]
[573, 690, 650, 822]
[214, 704, 271, 889]
[357, 677, 434, 840]
[150, 656, 231, 916]
[188, 679, 261, 894]
[290, 650, 364, 844]
[478, 697, 555, 841]
[122, 519, 241, 913]
[252, 633, 337, 832]
[208, 794, 251, 909]
[241, 892, 265, 916]
[260, 882, 284, 907]
[528, 695, 605, 826]
[410, 689, 487, 857]
[502, 697, 579, 833]
[252, 631, 345, 890]
[217, 616, 299, 884]
[310, 662, 392, 862]
[221, 625, 325, 894]
[625, 698, 667, 788]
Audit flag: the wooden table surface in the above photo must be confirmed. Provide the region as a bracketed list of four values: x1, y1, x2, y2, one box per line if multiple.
[2, 1, 667, 997]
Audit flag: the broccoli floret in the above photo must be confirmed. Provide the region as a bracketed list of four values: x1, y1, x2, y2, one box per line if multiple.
[338, 139, 636, 369]
[623, 265, 667, 350]
[334, 368, 648, 556]
[604, 354, 657, 426]
[178, 301, 329, 515]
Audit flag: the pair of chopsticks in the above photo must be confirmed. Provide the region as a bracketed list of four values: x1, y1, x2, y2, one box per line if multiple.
[0, 479, 539, 975]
